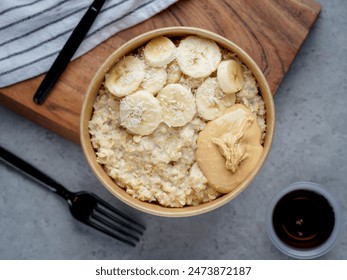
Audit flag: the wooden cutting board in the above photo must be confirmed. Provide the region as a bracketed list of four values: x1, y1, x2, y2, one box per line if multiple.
[0, 0, 321, 144]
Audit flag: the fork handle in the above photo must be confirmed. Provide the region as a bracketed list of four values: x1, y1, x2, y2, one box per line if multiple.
[0, 146, 72, 200]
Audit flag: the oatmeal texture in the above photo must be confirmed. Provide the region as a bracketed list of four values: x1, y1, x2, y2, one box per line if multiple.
[89, 87, 220, 207]
[89, 36, 266, 207]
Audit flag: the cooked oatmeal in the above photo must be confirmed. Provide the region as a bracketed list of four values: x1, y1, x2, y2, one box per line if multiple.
[88, 35, 266, 208]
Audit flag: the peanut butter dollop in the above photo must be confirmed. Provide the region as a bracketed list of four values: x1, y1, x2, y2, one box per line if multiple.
[196, 104, 263, 193]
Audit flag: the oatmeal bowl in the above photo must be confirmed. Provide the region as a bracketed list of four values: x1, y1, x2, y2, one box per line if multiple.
[80, 27, 275, 217]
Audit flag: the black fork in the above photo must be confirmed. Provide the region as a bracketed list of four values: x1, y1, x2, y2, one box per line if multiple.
[0, 146, 145, 246]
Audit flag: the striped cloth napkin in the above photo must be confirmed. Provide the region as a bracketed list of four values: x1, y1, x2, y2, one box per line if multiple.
[0, 0, 178, 88]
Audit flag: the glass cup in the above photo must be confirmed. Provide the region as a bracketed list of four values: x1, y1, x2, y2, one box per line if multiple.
[266, 182, 342, 259]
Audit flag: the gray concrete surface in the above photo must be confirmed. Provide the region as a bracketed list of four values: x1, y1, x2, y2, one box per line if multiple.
[0, 0, 346, 259]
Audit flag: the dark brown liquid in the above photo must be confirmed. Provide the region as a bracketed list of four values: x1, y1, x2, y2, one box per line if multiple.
[272, 190, 335, 248]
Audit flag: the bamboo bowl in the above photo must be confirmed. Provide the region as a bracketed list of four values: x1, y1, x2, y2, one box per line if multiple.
[80, 27, 275, 217]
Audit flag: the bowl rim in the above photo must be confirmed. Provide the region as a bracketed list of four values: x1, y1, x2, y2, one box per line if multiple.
[80, 26, 276, 217]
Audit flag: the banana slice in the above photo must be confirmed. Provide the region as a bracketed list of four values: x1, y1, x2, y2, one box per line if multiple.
[176, 36, 221, 78]
[140, 67, 167, 95]
[144, 36, 176, 67]
[217, 60, 245, 94]
[156, 84, 196, 127]
[196, 77, 236, 121]
[105, 56, 145, 98]
[119, 90, 162, 135]
[166, 61, 182, 84]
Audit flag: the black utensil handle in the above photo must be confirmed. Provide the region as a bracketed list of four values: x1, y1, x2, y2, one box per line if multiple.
[0, 146, 71, 199]
[33, 0, 106, 104]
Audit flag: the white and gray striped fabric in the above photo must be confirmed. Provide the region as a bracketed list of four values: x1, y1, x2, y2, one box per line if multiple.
[0, 0, 177, 88]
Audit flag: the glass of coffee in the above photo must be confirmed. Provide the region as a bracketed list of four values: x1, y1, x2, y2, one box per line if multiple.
[266, 182, 342, 259]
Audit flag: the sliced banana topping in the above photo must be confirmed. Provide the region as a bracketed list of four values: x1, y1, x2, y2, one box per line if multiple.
[217, 60, 245, 94]
[166, 61, 182, 84]
[107, 36, 253, 142]
[119, 90, 162, 136]
[140, 67, 167, 95]
[144, 36, 176, 67]
[156, 84, 196, 127]
[176, 36, 221, 78]
[196, 77, 236, 121]
[105, 56, 145, 98]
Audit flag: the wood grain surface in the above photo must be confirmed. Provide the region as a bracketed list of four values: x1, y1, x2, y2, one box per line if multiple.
[0, 0, 321, 144]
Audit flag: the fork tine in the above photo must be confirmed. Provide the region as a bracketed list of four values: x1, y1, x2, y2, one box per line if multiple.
[94, 206, 144, 235]
[91, 211, 140, 241]
[86, 219, 137, 247]
[94, 195, 146, 231]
